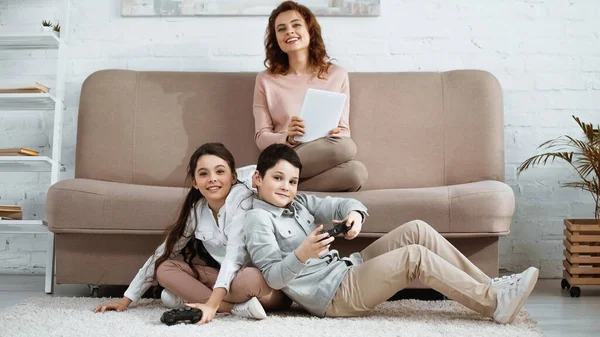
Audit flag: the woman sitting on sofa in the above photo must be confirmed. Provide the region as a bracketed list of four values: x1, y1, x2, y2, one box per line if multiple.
[252, 1, 367, 192]
[93, 142, 291, 324]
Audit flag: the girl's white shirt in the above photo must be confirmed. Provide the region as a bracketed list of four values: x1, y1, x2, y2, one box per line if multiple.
[123, 165, 256, 302]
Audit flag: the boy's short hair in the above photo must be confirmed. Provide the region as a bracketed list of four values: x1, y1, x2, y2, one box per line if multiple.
[257, 144, 303, 176]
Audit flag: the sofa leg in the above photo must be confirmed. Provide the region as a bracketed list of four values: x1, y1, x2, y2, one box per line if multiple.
[45, 231, 55, 294]
[88, 284, 100, 298]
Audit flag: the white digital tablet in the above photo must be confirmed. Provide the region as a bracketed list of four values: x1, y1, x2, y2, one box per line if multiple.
[294, 88, 347, 143]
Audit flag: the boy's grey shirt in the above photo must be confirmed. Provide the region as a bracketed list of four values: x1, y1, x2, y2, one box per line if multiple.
[244, 194, 368, 317]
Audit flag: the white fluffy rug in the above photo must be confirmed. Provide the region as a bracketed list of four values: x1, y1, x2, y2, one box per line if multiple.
[0, 297, 543, 337]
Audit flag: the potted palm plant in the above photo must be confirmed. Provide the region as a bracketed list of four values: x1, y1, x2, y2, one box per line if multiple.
[517, 115, 600, 298]
[517, 115, 599, 218]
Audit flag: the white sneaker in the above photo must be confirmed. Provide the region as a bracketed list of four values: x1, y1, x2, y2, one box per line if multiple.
[231, 297, 267, 320]
[493, 267, 539, 324]
[161, 289, 184, 309]
[490, 271, 524, 287]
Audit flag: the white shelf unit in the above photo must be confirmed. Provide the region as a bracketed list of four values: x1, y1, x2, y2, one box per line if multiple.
[0, 32, 61, 49]
[0, 93, 57, 110]
[0, 10, 70, 294]
[0, 220, 48, 234]
[0, 156, 55, 172]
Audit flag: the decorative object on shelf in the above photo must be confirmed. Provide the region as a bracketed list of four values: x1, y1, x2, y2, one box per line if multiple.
[53, 23, 60, 37]
[517, 115, 600, 298]
[41, 20, 53, 32]
[0, 82, 50, 94]
[0, 205, 23, 220]
[0, 148, 40, 156]
[121, 0, 381, 17]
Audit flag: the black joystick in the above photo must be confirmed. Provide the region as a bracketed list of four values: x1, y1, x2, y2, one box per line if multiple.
[319, 221, 353, 240]
[160, 306, 203, 326]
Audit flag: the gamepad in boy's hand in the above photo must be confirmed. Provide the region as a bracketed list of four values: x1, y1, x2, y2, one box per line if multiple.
[294, 226, 335, 262]
[319, 221, 353, 240]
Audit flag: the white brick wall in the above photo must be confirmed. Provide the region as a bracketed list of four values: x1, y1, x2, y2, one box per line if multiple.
[1, 0, 599, 278]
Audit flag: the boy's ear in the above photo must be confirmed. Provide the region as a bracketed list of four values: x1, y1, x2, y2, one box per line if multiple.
[252, 171, 261, 188]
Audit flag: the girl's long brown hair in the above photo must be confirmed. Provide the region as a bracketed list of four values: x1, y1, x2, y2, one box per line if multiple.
[264, 1, 331, 79]
[152, 143, 238, 283]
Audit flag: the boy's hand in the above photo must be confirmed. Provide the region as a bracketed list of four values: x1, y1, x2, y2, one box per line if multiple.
[334, 211, 363, 240]
[294, 225, 334, 263]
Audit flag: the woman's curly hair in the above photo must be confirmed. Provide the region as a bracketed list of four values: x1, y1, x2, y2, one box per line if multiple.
[264, 1, 331, 79]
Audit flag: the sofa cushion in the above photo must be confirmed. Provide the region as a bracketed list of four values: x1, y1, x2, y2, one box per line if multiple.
[314, 180, 513, 235]
[47, 179, 184, 234]
[47, 179, 512, 236]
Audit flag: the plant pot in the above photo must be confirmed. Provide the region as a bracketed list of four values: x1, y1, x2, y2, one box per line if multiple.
[41, 26, 52, 32]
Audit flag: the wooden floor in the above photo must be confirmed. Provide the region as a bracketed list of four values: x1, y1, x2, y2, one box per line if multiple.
[1, 276, 598, 336]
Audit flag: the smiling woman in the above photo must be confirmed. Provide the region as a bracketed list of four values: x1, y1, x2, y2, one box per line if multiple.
[252, 1, 368, 193]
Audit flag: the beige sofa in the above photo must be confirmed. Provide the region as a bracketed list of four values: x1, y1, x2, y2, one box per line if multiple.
[46, 69, 514, 290]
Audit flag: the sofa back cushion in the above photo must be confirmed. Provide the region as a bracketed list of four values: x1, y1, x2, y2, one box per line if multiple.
[76, 69, 504, 189]
[349, 71, 504, 189]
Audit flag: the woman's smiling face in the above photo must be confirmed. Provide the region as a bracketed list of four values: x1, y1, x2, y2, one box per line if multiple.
[275, 10, 310, 55]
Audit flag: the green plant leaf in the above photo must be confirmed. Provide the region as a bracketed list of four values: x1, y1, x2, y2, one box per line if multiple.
[518, 115, 600, 220]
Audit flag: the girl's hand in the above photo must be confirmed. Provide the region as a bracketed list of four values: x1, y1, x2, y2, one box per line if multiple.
[334, 211, 363, 240]
[329, 128, 341, 135]
[93, 297, 131, 313]
[294, 225, 335, 263]
[185, 302, 218, 325]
